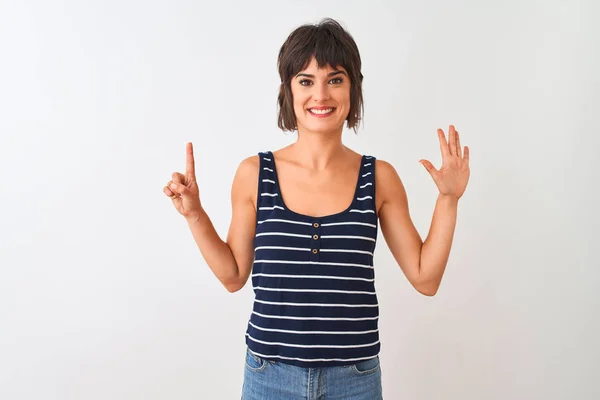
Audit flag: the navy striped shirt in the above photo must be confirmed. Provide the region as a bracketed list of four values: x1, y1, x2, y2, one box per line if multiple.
[244, 151, 380, 368]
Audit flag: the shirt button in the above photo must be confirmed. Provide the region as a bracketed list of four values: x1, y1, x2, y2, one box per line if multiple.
[312, 249, 318, 254]
[313, 234, 319, 240]
[313, 223, 319, 228]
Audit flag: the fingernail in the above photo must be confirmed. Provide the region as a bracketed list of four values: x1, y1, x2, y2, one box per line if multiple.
[170, 183, 176, 189]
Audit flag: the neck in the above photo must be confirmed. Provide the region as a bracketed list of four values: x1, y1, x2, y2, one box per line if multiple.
[290, 125, 347, 170]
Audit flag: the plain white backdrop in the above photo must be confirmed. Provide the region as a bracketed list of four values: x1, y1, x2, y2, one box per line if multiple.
[1, 0, 598, 398]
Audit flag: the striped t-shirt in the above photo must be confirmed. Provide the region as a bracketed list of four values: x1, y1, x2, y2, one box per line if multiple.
[244, 151, 380, 368]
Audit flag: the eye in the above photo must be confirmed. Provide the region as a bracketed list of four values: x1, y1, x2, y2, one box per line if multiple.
[299, 79, 313, 86]
[329, 77, 344, 84]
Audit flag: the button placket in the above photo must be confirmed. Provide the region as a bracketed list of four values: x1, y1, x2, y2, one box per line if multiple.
[310, 221, 321, 261]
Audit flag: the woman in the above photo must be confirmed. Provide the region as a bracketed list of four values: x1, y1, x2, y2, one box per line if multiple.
[163, 18, 470, 400]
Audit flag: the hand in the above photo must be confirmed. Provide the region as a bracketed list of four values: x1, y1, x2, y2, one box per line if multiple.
[163, 142, 203, 221]
[419, 125, 470, 199]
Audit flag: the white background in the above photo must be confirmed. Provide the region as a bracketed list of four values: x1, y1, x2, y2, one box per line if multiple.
[1, 0, 598, 398]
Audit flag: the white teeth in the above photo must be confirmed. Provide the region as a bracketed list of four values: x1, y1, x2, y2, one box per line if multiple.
[310, 108, 334, 115]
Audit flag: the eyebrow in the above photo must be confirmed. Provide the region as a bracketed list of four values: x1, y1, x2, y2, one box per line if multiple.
[295, 70, 347, 79]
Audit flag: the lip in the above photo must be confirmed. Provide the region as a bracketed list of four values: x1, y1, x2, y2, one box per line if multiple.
[307, 106, 336, 118]
[308, 106, 336, 110]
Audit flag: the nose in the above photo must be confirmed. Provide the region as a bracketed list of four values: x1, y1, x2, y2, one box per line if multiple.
[312, 81, 331, 102]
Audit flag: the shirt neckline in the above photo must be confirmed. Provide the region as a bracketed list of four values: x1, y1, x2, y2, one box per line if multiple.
[268, 151, 366, 221]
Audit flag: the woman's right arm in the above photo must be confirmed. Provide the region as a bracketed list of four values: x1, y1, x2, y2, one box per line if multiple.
[186, 156, 258, 292]
[164, 143, 258, 293]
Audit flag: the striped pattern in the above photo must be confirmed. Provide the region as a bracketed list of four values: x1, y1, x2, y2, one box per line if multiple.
[245, 151, 380, 368]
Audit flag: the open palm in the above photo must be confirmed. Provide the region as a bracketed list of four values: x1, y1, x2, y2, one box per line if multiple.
[420, 125, 470, 199]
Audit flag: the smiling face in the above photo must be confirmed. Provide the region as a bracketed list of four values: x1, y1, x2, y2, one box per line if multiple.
[290, 57, 351, 135]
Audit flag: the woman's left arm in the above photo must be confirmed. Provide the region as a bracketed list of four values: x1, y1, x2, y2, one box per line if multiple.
[377, 125, 470, 296]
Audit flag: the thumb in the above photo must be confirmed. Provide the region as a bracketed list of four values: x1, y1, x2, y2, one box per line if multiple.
[419, 159, 438, 176]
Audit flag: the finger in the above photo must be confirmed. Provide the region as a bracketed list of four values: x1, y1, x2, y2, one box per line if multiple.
[169, 182, 190, 197]
[164, 186, 178, 198]
[186, 142, 196, 180]
[456, 130, 462, 158]
[437, 129, 450, 158]
[164, 181, 179, 198]
[172, 172, 185, 184]
[419, 159, 438, 175]
[463, 146, 470, 163]
[448, 125, 456, 156]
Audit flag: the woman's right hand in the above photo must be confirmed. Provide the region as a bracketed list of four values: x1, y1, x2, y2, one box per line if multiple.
[163, 142, 203, 222]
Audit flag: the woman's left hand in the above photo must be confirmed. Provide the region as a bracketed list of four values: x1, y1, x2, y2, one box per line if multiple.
[419, 125, 470, 199]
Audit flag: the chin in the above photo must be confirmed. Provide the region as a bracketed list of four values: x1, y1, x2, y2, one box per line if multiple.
[299, 115, 346, 134]
[302, 122, 343, 134]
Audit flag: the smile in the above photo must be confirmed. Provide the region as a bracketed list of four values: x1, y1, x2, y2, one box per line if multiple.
[308, 107, 336, 117]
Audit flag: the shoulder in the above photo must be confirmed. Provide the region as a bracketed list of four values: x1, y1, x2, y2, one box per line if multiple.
[374, 158, 397, 177]
[231, 154, 261, 202]
[374, 158, 406, 206]
[375, 159, 402, 186]
[238, 153, 261, 173]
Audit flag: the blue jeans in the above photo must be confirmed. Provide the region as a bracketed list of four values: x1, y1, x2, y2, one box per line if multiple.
[242, 347, 383, 399]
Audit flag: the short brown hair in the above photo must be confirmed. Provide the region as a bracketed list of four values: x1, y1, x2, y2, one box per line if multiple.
[277, 18, 364, 132]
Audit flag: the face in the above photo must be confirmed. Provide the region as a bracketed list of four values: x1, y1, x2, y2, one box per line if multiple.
[290, 57, 351, 135]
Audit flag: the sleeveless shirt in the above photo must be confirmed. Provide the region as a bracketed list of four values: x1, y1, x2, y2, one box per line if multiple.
[244, 151, 380, 368]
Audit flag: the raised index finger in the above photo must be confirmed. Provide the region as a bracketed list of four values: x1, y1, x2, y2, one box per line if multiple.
[186, 142, 196, 179]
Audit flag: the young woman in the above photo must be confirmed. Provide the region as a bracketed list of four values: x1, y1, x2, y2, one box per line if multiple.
[163, 18, 470, 400]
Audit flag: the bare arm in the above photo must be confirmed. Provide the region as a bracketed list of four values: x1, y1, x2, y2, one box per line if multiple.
[222, 155, 259, 292]
[377, 126, 470, 296]
[187, 156, 258, 292]
[377, 160, 428, 294]
[165, 144, 258, 293]
[377, 161, 459, 296]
